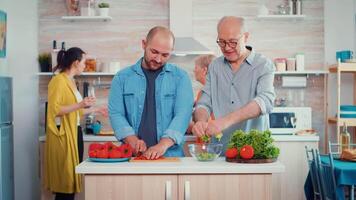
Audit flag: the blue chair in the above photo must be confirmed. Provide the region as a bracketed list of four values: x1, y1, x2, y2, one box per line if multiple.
[315, 150, 337, 200]
[305, 146, 323, 200]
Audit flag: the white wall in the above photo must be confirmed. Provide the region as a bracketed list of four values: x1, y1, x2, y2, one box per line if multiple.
[0, 1, 39, 200]
[325, 0, 356, 144]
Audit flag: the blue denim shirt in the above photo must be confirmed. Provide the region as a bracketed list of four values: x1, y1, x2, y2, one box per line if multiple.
[108, 58, 194, 157]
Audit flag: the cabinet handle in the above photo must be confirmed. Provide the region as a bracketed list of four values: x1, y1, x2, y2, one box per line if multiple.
[184, 181, 190, 200]
[165, 180, 172, 200]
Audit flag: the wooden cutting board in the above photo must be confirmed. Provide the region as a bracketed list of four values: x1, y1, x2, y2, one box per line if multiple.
[226, 157, 277, 163]
[130, 157, 180, 162]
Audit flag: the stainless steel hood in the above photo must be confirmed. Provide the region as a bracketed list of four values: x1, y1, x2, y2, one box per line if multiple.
[169, 0, 213, 56]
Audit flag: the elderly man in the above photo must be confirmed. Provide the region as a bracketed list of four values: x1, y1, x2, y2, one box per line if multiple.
[109, 26, 194, 159]
[192, 16, 275, 149]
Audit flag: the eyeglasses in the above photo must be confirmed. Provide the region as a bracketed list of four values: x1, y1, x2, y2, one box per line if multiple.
[216, 35, 243, 48]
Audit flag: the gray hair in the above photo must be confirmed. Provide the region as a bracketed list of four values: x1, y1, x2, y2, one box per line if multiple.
[217, 16, 248, 33]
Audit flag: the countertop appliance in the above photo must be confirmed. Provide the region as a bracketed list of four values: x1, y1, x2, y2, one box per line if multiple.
[268, 107, 312, 135]
[0, 76, 14, 200]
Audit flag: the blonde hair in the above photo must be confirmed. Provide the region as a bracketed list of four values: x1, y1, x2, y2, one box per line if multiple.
[195, 54, 216, 69]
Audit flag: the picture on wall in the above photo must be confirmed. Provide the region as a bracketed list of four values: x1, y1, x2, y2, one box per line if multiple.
[0, 10, 6, 58]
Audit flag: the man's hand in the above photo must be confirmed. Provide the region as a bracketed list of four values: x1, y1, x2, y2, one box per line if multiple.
[124, 135, 147, 154]
[143, 138, 173, 159]
[191, 121, 208, 137]
[205, 118, 226, 136]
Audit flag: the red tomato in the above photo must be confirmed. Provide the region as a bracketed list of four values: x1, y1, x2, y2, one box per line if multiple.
[120, 143, 133, 158]
[103, 142, 116, 151]
[89, 143, 103, 151]
[88, 150, 97, 158]
[96, 149, 109, 158]
[109, 149, 122, 158]
[240, 145, 254, 159]
[225, 148, 238, 158]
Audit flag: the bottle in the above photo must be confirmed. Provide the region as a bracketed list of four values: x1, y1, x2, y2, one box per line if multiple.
[61, 41, 66, 51]
[292, 0, 297, 14]
[339, 123, 350, 152]
[295, 53, 305, 71]
[288, 0, 293, 15]
[296, 0, 302, 15]
[51, 40, 60, 71]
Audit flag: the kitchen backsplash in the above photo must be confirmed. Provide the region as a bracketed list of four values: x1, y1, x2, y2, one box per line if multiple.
[38, 0, 326, 146]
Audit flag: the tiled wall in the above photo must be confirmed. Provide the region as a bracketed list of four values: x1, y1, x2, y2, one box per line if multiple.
[38, 0, 326, 148]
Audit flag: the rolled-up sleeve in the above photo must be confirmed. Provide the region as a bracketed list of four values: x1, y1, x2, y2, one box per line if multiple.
[195, 68, 213, 116]
[161, 71, 194, 145]
[108, 74, 135, 141]
[253, 61, 275, 114]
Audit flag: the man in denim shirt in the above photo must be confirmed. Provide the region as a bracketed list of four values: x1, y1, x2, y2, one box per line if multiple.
[109, 26, 194, 158]
[192, 16, 275, 149]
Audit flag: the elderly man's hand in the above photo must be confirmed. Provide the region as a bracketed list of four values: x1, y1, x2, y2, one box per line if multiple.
[204, 119, 225, 136]
[191, 121, 208, 138]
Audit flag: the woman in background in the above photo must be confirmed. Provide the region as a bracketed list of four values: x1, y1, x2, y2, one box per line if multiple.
[187, 54, 216, 134]
[45, 47, 107, 200]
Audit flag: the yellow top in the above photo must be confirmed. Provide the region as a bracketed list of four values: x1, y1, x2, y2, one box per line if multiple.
[44, 72, 83, 193]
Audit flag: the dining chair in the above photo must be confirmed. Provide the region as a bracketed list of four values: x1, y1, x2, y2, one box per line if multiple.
[305, 146, 323, 200]
[315, 149, 337, 200]
[328, 141, 356, 200]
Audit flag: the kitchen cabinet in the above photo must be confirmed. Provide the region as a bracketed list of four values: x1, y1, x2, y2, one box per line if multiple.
[85, 175, 178, 200]
[81, 174, 273, 200]
[76, 158, 284, 200]
[178, 174, 271, 200]
[327, 62, 356, 144]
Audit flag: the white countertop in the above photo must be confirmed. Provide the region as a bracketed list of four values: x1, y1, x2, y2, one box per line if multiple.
[75, 157, 285, 174]
[39, 134, 319, 142]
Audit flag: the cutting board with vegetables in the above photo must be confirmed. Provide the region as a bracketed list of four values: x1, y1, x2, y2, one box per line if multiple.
[225, 158, 277, 163]
[130, 156, 180, 162]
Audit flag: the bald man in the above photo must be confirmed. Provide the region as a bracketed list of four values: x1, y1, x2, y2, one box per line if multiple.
[192, 16, 275, 150]
[109, 26, 194, 158]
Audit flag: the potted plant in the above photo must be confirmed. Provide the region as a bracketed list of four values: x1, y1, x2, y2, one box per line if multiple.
[38, 52, 51, 72]
[98, 2, 110, 17]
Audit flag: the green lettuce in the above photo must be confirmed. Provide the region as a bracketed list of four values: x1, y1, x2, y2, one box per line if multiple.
[227, 129, 280, 159]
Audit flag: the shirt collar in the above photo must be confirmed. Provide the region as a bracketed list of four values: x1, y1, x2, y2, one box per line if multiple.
[245, 46, 255, 65]
[133, 57, 173, 76]
[223, 46, 255, 66]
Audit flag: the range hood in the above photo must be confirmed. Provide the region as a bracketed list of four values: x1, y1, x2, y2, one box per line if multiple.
[169, 0, 214, 56]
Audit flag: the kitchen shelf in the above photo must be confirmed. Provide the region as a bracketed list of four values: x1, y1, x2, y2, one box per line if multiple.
[274, 70, 328, 75]
[329, 63, 356, 73]
[257, 15, 306, 20]
[327, 61, 356, 146]
[61, 16, 112, 22]
[328, 117, 356, 126]
[37, 72, 116, 76]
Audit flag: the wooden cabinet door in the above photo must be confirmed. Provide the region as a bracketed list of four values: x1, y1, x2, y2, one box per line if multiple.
[85, 175, 178, 200]
[178, 174, 272, 200]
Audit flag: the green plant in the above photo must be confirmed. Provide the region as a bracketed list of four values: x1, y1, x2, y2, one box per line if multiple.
[38, 52, 51, 72]
[227, 129, 280, 159]
[98, 2, 110, 8]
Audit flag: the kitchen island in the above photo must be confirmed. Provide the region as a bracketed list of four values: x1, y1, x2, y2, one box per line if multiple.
[39, 134, 318, 200]
[76, 157, 285, 200]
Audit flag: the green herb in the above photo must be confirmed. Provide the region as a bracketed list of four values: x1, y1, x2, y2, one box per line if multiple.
[201, 133, 223, 143]
[98, 3, 110, 8]
[227, 129, 280, 159]
[215, 133, 223, 142]
[201, 135, 210, 143]
[197, 152, 216, 161]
